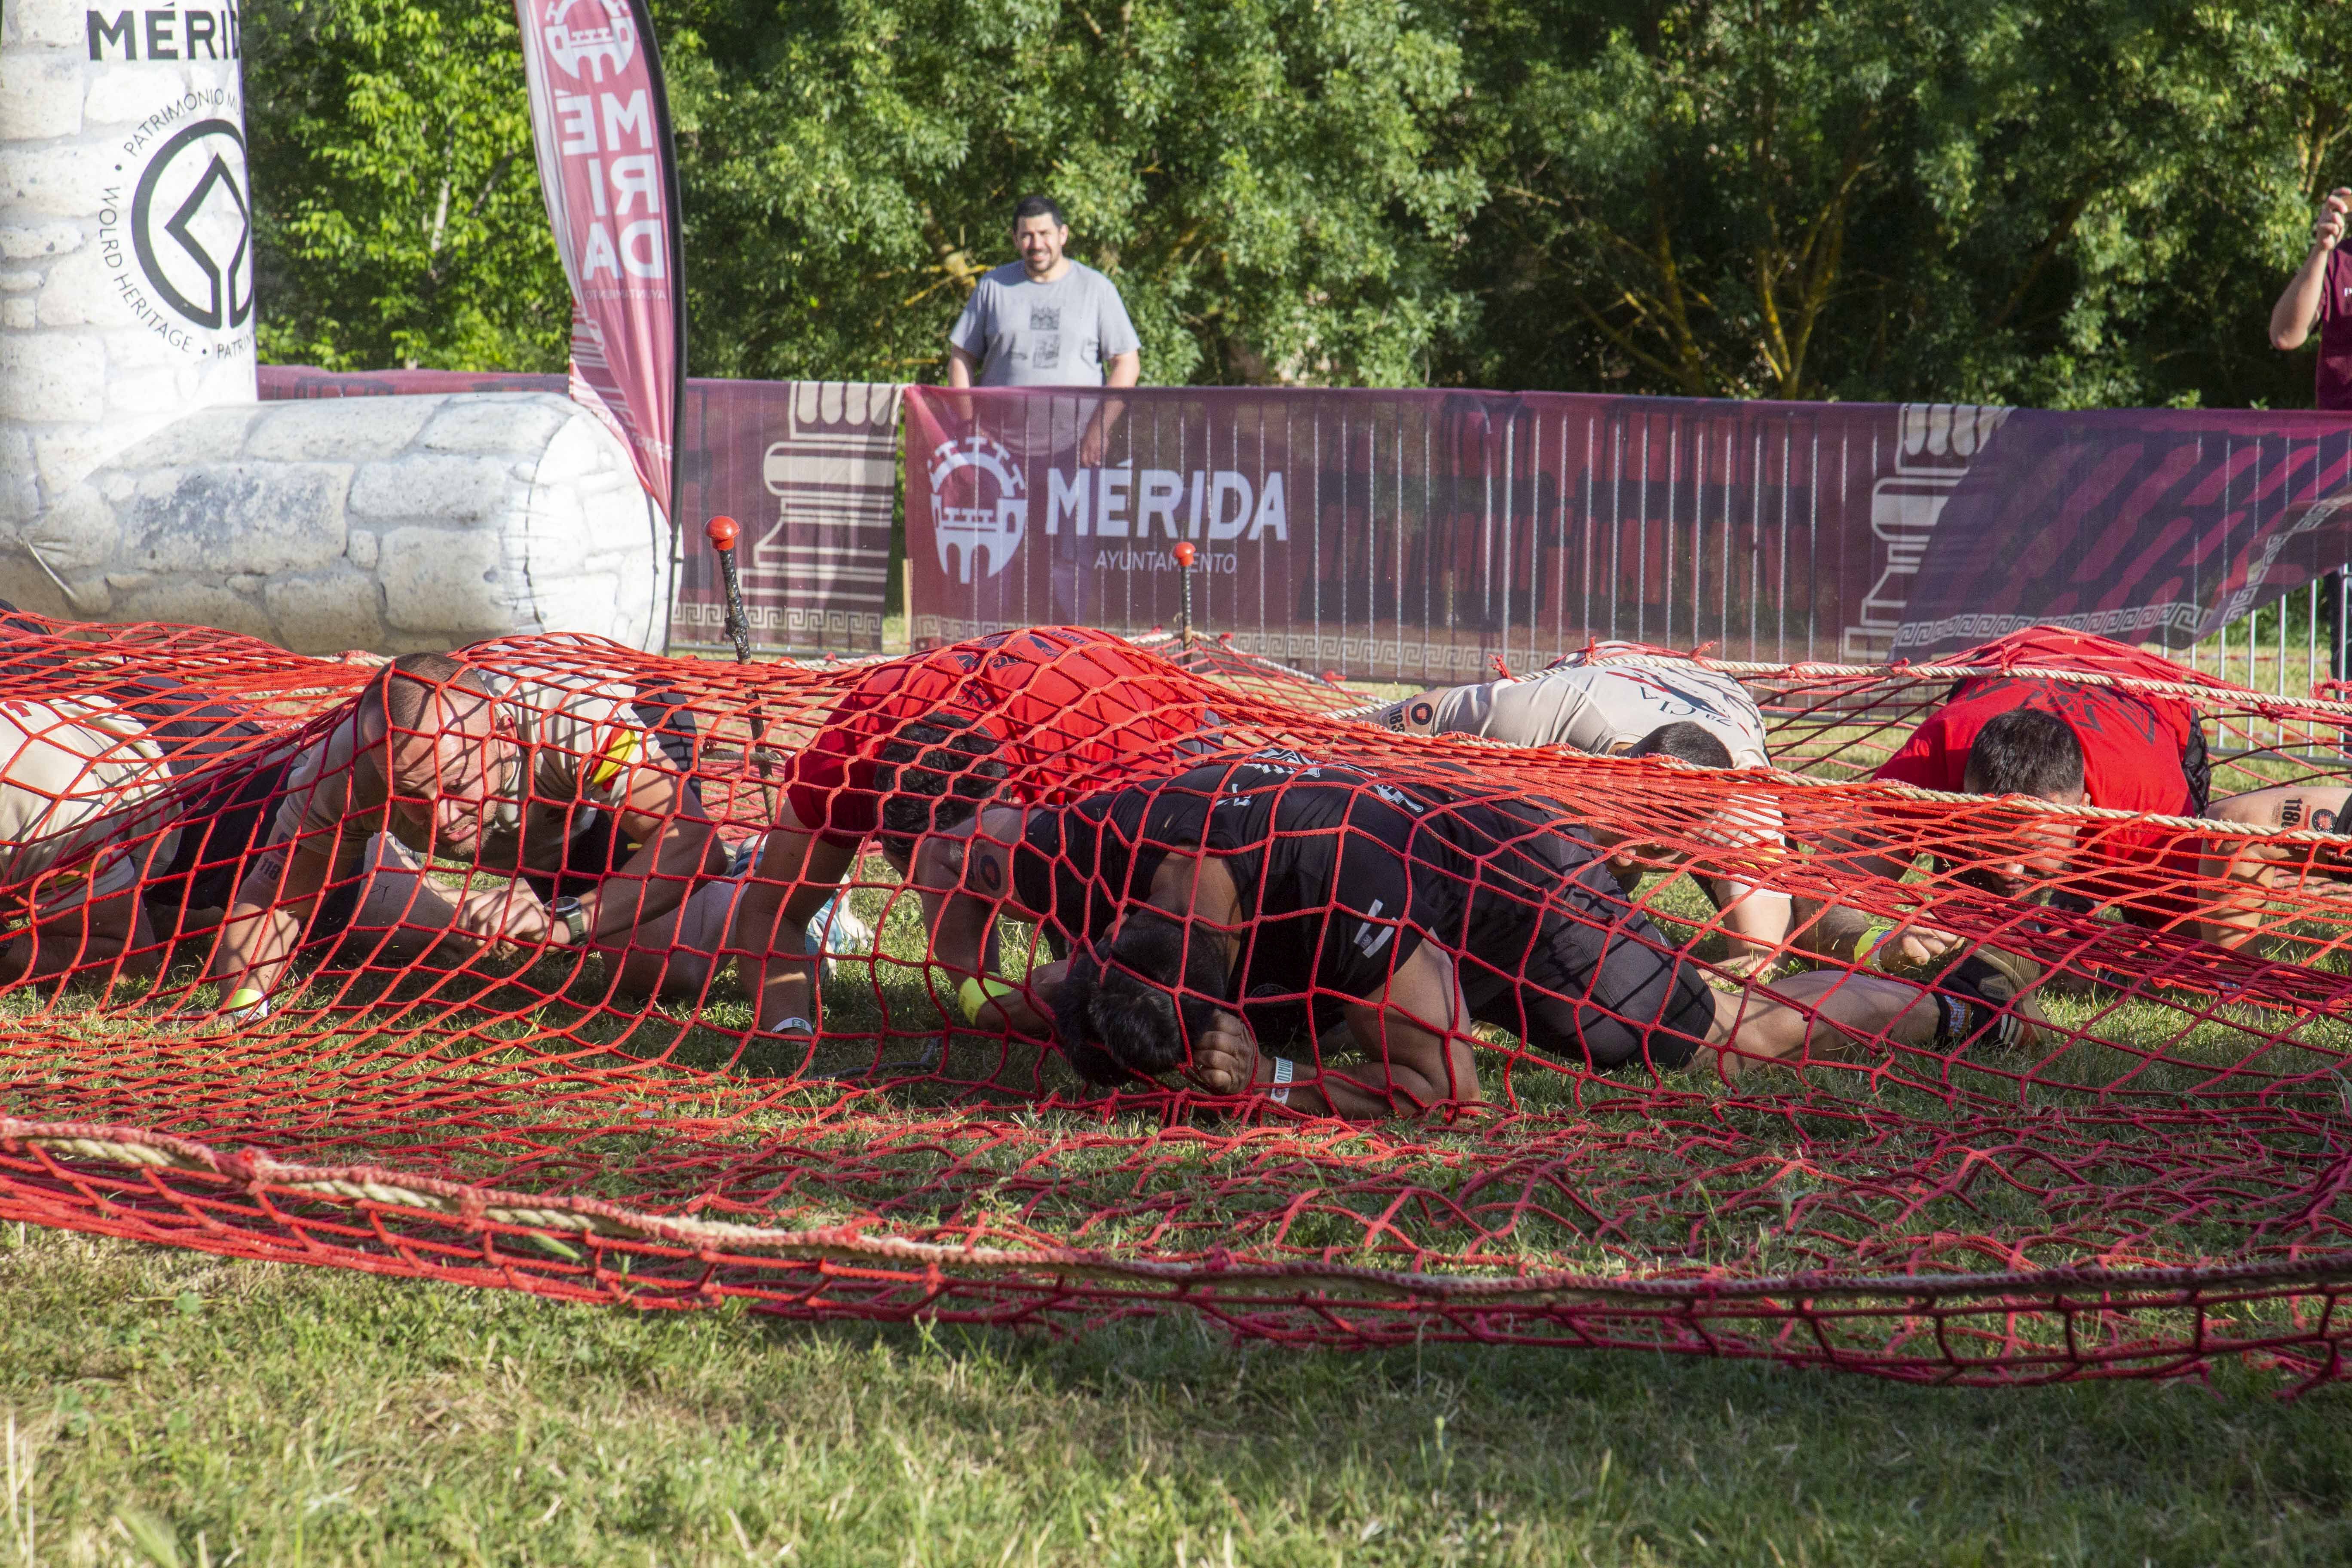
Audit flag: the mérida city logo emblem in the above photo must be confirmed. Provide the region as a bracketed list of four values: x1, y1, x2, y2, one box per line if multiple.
[130, 118, 252, 335]
[926, 433, 1295, 586]
[929, 435, 1028, 585]
[541, 0, 639, 81]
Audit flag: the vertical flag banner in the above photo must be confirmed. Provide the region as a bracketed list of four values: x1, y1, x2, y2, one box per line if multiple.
[513, 0, 687, 520]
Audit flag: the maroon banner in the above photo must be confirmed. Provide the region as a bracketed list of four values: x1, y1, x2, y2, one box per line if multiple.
[667, 378, 902, 653]
[260, 369, 902, 654]
[513, 0, 685, 519]
[904, 386, 1921, 679]
[1894, 408, 2352, 656]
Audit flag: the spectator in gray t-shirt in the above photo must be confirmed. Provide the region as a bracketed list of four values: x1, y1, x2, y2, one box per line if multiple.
[947, 194, 1141, 462]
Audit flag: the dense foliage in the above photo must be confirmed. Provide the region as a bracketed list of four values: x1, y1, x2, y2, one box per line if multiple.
[247, 0, 2352, 407]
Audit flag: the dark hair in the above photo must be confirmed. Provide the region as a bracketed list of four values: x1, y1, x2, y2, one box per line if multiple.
[870, 714, 1011, 860]
[1962, 708, 2084, 799]
[1051, 908, 1230, 1085]
[360, 652, 491, 739]
[1626, 721, 1734, 770]
[1013, 194, 1066, 228]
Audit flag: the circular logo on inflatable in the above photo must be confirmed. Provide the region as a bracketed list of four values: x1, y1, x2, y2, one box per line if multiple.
[131, 118, 252, 333]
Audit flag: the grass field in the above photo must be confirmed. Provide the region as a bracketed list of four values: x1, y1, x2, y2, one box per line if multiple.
[6, 867, 2351, 1565]
[6, 1224, 2352, 1568]
[8, 633, 2352, 1563]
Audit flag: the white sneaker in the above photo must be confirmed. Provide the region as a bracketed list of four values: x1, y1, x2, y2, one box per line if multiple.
[802, 893, 875, 960]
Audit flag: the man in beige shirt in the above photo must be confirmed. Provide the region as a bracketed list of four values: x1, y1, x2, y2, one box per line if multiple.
[199, 650, 715, 1016]
[1378, 649, 1772, 766]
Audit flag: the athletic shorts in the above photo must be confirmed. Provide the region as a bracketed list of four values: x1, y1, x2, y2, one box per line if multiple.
[1237, 793, 1719, 1074]
[1441, 854, 1718, 1073]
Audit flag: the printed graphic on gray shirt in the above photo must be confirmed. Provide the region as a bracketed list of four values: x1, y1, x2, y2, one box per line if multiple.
[949, 262, 1142, 387]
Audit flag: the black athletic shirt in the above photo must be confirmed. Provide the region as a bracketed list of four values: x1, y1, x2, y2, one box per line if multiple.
[1013, 750, 1620, 1011]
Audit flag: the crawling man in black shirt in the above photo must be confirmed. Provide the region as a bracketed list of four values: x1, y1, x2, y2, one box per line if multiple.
[913, 750, 2041, 1115]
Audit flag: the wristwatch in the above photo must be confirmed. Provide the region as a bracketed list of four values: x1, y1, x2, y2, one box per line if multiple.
[549, 896, 591, 943]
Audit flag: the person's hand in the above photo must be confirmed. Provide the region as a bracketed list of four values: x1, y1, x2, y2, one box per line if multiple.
[1185, 1009, 1260, 1096]
[2317, 188, 2351, 252]
[449, 885, 551, 957]
[1885, 921, 1964, 969]
[1078, 420, 1108, 467]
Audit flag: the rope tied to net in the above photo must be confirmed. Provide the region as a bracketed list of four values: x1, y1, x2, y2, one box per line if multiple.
[12, 1117, 2352, 1307]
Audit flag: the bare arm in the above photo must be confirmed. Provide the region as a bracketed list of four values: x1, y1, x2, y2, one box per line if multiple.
[2272, 190, 2349, 350]
[911, 806, 1059, 1032]
[202, 839, 338, 1003]
[1788, 823, 1951, 964]
[1078, 354, 1140, 465]
[1187, 943, 1482, 1118]
[945, 344, 980, 389]
[579, 771, 714, 945]
[1715, 885, 1795, 976]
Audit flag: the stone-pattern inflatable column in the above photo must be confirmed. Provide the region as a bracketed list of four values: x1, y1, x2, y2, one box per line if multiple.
[0, 0, 257, 533]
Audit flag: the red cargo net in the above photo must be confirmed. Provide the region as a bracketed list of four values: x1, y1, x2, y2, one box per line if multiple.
[2, 616, 2352, 1389]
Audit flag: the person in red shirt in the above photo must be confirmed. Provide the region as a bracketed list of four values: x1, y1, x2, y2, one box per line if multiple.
[1806, 659, 2210, 973]
[2270, 185, 2352, 410]
[1874, 673, 2205, 824]
[729, 626, 1212, 1037]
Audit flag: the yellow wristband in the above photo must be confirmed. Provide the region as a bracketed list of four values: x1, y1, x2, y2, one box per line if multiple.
[958, 975, 1019, 1023]
[223, 987, 266, 1011]
[1852, 924, 1892, 969]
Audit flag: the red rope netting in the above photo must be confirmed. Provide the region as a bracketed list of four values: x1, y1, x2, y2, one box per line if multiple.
[3, 612, 2352, 1387]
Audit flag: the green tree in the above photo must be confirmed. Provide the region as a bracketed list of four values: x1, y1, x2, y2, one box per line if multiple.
[243, 0, 2352, 406]
[1443, 0, 2352, 408]
[667, 0, 1485, 384]
[247, 0, 572, 370]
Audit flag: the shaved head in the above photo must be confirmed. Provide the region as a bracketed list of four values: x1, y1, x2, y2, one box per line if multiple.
[354, 653, 508, 854]
[355, 653, 492, 746]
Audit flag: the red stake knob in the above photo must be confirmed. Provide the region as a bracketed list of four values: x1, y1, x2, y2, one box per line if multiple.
[705, 515, 740, 550]
[1173, 542, 1196, 568]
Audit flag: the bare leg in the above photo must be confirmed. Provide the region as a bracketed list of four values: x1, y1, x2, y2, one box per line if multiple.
[609, 877, 738, 1001]
[727, 814, 858, 1032]
[1700, 968, 1948, 1080]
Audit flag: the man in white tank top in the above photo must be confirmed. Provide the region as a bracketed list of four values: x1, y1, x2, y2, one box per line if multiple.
[1369, 646, 1789, 976]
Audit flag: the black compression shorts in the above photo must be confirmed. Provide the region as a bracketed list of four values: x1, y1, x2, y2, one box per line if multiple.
[1449, 855, 1719, 1072]
[1328, 804, 1719, 1073]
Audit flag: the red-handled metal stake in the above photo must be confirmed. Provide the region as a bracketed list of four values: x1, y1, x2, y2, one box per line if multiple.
[706, 515, 753, 667]
[1173, 540, 1196, 649]
[705, 515, 772, 772]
